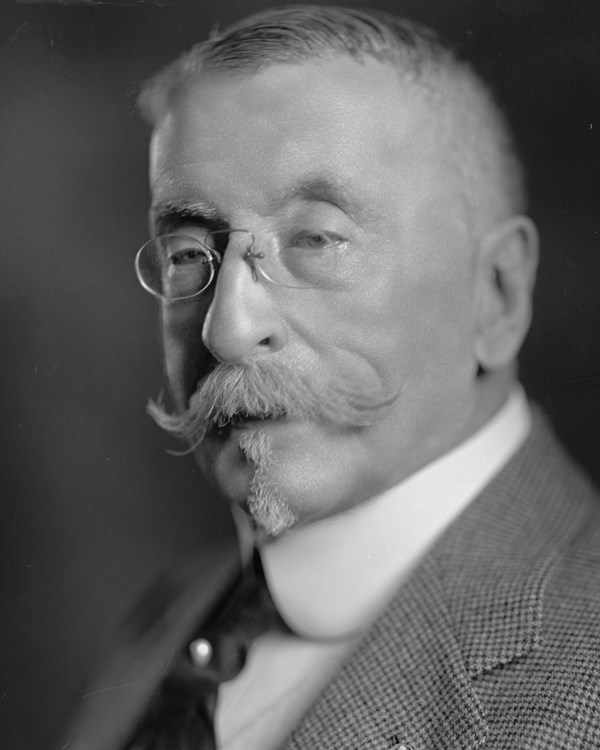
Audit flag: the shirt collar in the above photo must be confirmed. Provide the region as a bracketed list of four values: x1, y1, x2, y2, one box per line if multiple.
[235, 387, 531, 641]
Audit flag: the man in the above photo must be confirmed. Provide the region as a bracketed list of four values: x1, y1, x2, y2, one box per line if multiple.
[62, 6, 600, 749]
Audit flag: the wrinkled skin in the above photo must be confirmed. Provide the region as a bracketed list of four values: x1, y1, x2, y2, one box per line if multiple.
[149, 57, 529, 528]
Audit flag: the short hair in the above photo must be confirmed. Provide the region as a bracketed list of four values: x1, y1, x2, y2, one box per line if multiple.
[138, 5, 527, 238]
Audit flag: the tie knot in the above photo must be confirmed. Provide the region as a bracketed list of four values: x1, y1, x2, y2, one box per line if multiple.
[189, 633, 249, 682]
[188, 548, 285, 683]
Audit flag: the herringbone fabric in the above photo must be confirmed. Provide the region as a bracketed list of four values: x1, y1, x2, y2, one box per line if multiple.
[284, 411, 600, 749]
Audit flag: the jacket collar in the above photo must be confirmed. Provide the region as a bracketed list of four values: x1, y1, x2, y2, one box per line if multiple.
[286, 412, 590, 750]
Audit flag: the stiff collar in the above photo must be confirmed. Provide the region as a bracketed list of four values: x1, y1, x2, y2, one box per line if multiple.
[235, 388, 531, 640]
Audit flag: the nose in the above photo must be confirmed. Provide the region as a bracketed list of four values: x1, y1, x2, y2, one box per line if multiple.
[201, 233, 287, 364]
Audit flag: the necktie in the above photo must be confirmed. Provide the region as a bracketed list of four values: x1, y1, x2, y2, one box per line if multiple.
[58, 543, 284, 750]
[125, 548, 282, 750]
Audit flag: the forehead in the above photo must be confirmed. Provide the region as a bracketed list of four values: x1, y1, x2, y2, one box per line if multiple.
[149, 56, 448, 216]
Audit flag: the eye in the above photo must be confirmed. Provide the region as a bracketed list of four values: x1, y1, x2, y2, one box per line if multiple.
[276, 229, 349, 287]
[169, 247, 210, 266]
[291, 231, 347, 251]
[161, 237, 215, 298]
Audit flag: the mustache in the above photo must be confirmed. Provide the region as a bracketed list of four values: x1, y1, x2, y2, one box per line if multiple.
[147, 360, 398, 445]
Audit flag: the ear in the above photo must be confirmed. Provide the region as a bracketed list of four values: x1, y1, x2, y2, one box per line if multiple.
[472, 216, 539, 372]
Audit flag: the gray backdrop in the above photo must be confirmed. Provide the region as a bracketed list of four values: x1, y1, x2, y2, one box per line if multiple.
[1, 1, 599, 749]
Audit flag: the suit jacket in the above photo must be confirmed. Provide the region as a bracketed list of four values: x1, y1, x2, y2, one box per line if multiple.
[285, 413, 600, 749]
[59, 413, 600, 749]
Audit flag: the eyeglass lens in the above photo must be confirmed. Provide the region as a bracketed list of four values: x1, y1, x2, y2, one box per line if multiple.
[136, 229, 347, 299]
[136, 235, 215, 300]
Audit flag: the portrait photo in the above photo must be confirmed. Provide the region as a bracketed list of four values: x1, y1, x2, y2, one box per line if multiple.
[1, 2, 599, 749]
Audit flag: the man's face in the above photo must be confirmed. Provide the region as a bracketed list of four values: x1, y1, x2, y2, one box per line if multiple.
[150, 57, 482, 532]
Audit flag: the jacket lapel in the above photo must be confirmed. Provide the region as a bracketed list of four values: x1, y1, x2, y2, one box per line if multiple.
[286, 414, 586, 750]
[284, 552, 488, 750]
[437, 412, 590, 681]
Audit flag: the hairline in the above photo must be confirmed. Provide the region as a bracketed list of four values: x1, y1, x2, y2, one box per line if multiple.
[139, 7, 527, 237]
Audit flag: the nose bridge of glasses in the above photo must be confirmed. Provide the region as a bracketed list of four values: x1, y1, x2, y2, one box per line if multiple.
[210, 228, 268, 282]
[216, 228, 254, 255]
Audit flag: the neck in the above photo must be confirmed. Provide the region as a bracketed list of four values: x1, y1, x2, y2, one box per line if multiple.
[472, 366, 516, 428]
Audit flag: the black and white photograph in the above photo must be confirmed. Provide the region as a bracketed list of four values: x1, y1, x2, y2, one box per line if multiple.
[2, 1, 600, 749]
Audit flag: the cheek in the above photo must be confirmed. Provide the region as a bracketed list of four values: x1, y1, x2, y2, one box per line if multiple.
[387, 279, 474, 377]
[161, 300, 211, 407]
[320, 251, 475, 387]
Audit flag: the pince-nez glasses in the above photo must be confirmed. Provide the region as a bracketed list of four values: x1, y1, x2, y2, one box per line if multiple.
[135, 228, 349, 301]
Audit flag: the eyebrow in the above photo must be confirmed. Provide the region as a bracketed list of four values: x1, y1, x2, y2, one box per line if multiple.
[282, 177, 352, 210]
[150, 200, 224, 234]
[150, 176, 379, 233]
[278, 176, 379, 224]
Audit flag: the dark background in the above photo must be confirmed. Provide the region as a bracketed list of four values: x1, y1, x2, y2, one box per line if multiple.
[1, 1, 599, 748]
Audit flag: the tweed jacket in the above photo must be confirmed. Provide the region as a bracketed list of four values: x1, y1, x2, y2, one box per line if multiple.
[60, 414, 600, 749]
[284, 415, 600, 749]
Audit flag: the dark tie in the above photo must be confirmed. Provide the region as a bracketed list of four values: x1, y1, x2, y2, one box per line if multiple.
[126, 548, 283, 750]
[58, 542, 284, 750]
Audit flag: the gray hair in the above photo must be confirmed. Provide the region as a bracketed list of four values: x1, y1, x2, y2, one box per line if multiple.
[139, 4, 527, 239]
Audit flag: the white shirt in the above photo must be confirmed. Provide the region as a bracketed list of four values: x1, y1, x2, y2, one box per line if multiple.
[216, 388, 531, 750]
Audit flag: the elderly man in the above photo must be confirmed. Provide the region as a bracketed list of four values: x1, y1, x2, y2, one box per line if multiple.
[62, 6, 600, 750]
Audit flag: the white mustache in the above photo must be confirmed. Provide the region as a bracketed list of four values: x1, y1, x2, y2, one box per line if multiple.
[148, 360, 397, 445]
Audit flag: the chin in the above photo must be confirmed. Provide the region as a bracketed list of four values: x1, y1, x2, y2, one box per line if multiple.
[244, 473, 300, 537]
[195, 418, 372, 534]
[195, 425, 303, 536]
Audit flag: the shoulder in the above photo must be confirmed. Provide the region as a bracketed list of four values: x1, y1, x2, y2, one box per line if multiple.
[542, 493, 600, 686]
[472, 418, 600, 743]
